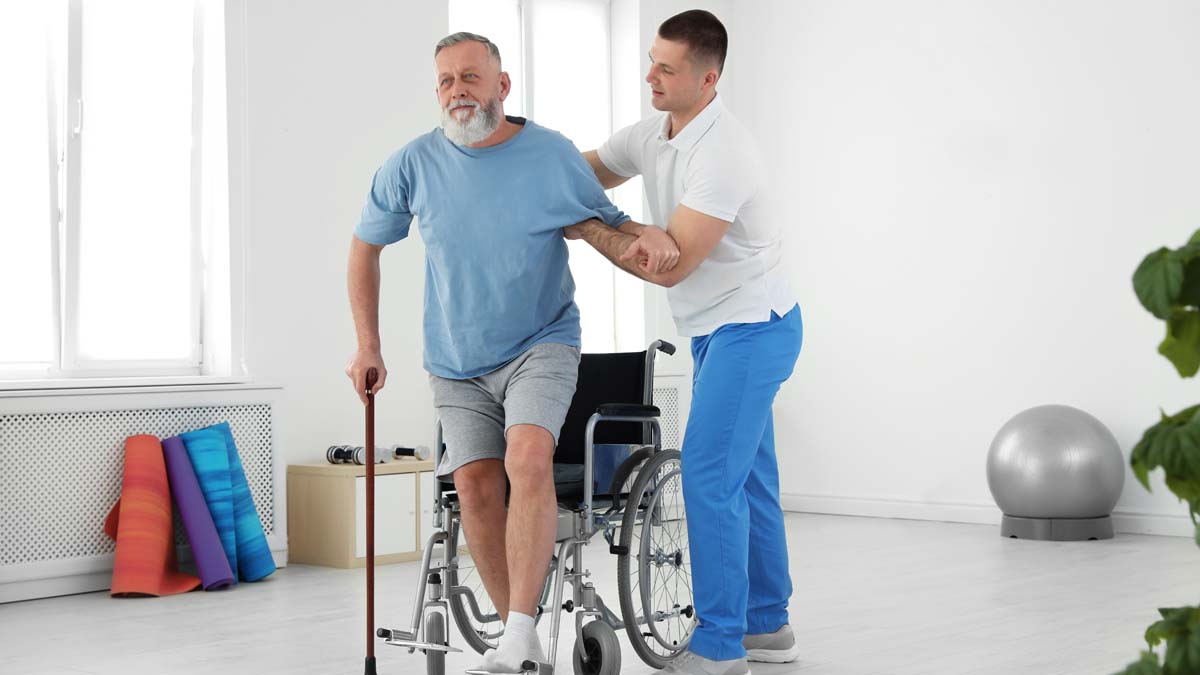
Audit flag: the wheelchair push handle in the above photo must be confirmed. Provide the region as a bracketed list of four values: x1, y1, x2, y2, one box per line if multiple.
[653, 340, 676, 356]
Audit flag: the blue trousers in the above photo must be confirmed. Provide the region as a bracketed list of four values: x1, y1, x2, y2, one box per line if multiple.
[682, 305, 803, 661]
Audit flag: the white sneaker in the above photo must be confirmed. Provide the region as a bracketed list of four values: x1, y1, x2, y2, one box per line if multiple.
[655, 650, 751, 675]
[742, 624, 801, 663]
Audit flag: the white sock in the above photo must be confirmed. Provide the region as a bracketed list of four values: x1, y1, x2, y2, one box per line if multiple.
[481, 611, 545, 673]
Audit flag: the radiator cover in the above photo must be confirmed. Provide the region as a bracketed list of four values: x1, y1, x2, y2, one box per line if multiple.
[0, 385, 284, 603]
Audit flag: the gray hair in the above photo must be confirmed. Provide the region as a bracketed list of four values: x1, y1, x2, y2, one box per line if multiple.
[435, 32, 502, 66]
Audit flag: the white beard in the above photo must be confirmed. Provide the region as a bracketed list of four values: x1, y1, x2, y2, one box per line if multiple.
[442, 98, 502, 146]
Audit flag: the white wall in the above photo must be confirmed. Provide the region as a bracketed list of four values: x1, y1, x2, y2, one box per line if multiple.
[239, 0, 1199, 533]
[239, 0, 447, 465]
[721, 0, 1200, 533]
[5, 0, 1191, 539]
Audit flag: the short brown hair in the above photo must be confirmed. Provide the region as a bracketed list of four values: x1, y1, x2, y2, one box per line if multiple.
[657, 9, 728, 74]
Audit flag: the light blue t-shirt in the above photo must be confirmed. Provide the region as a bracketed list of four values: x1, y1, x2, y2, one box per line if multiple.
[355, 117, 629, 379]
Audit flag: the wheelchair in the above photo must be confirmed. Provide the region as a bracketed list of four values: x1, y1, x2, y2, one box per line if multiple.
[378, 340, 695, 674]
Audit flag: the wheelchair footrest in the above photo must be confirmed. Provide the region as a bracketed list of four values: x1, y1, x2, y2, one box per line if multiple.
[609, 544, 629, 555]
[376, 628, 413, 641]
[465, 661, 552, 675]
[382, 637, 462, 653]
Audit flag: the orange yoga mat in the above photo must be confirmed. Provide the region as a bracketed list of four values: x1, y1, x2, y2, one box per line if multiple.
[103, 434, 201, 597]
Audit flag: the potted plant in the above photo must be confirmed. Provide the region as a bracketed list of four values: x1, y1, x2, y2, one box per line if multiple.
[1117, 230, 1200, 674]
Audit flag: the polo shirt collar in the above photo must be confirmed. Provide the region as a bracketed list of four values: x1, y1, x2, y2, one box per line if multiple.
[659, 93, 723, 151]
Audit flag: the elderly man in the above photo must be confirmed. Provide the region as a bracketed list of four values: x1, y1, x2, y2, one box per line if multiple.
[345, 32, 671, 673]
[567, 10, 803, 675]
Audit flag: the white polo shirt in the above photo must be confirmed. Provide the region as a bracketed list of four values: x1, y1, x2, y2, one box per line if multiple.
[598, 94, 795, 337]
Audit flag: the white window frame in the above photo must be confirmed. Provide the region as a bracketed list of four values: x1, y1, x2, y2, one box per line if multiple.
[1, 0, 245, 391]
[513, 0, 646, 352]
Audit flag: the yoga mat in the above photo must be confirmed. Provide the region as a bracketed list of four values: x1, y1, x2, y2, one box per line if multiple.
[209, 422, 276, 582]
[182, 423, 276, 582]
[181, 427, 238, 583]
[103, 435, 201, 597]
[163, 435, 234, 590]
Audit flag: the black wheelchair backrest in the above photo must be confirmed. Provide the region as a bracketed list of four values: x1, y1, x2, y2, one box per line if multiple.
[554, 351, 651, 466]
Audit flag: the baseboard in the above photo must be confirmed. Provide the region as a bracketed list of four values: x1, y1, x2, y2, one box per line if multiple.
[0, 571, 113, 605]
[1110, 511, 1196, 538]
[0, 539, 289, 604]
[780, 493, 1195, 538]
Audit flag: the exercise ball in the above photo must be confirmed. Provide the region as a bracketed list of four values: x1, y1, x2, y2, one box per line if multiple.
[986, 404, 1124, 540]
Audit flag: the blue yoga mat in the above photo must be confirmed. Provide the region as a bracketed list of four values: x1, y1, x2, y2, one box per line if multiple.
[181, 422, 276, 582]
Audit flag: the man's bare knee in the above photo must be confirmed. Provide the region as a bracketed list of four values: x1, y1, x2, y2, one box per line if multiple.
[452, 459, 506, 509]
[504, 426, 554, 490]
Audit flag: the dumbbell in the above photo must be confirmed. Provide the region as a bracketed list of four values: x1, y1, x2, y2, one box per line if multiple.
[326, 444, 431, 465]
[391, 445, 431, 461]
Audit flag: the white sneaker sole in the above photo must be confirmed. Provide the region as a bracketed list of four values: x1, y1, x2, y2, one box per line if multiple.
[745, 642, 802, 663]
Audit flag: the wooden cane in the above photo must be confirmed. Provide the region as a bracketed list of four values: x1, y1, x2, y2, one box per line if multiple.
[364, 367, 378, 675]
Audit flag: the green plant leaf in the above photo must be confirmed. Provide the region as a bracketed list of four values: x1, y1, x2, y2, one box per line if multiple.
[1164, 621, 1200, 673]
[1135, 248, 1184, 319]
[1182, 429, 1200, 478]
[1115, 651, 1163, 675]
[1145, 607, 1200, 674]
[1178, 257, 1200, 308]
[1165, 477, 1200, 505]
[1177, 239, 1200, 264]
[1134, 414, 1200, 506]
[1177, 405, 1200, 424]
[1134, 460, 1152, 492]
[1150, 608, 1187, 641]
[1188, 629, 1200, 672]
[1164, 429, 1194, 480]
[1126, 231, 1200, 675]
[1132, 425, 1161, 487]
[1159, 310, 1200, 378]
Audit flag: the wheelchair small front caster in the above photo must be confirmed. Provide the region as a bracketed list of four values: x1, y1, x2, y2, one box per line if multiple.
[572, 621, 621, 675]
[425, 612, 446, 675]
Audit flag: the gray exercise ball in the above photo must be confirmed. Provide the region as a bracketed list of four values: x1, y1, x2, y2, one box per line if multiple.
[986, 404, 1125, 540]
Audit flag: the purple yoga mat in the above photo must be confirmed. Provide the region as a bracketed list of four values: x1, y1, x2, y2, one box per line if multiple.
[163, 435, 235, 590]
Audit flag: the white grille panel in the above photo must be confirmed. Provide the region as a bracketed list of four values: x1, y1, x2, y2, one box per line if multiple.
[653, 386, 681, 449]
[0, 404, 274, 567]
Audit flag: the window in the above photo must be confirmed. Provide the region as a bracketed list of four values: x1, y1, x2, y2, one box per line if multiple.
[0, 0, 232, 383]
[449, 0, 646, 353]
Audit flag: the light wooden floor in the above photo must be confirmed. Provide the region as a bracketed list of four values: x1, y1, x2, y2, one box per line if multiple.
[2, 513, 1197, 674]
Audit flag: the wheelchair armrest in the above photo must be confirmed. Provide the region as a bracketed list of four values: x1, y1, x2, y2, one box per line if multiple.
[597, 403, 660, 417]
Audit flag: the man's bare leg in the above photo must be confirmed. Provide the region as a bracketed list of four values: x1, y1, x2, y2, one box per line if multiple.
[453, 459, 511, 622]
[504, 425, 557, 614]
[482, 423, 557, 672]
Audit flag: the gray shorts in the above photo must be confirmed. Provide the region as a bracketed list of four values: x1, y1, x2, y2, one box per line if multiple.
[429, 342, 581, 478]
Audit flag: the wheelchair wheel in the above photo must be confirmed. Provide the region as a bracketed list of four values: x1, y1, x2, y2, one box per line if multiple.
[444, 516, 554, 655]
[616, 449, 695, 669]
[571, 620, 622, 675]
[425, 612, 446, 675]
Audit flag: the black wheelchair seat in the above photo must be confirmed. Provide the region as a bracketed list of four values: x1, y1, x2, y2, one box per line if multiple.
[437, 345, 673, 507]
